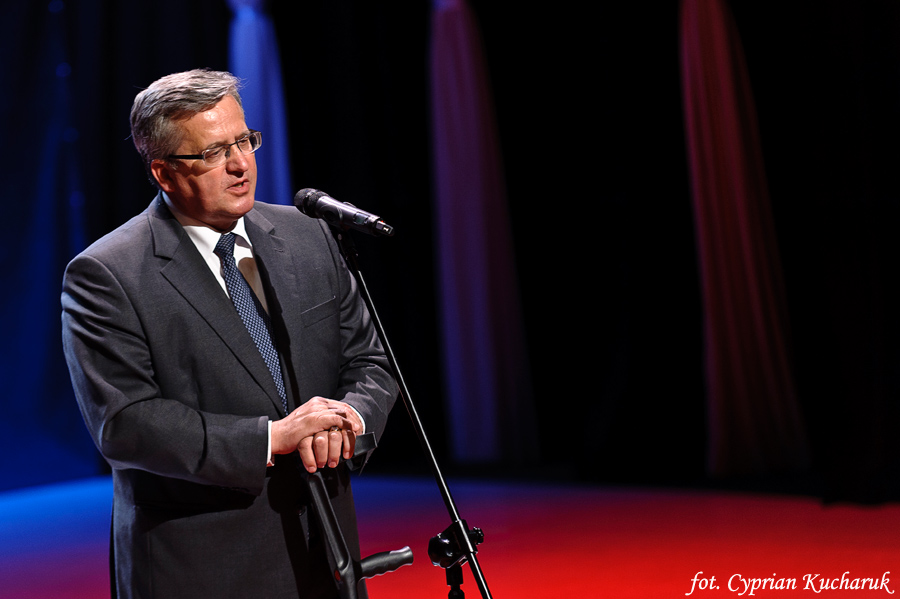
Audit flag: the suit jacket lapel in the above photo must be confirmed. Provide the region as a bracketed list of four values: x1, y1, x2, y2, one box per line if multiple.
[147, 195, 286, 414]
[244, 208, 307, 411]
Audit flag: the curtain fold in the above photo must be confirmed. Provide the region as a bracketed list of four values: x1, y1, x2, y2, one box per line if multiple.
[680, 0, 809, 475]
[227, 0, 292, 205]
[430, 0, 536, 463]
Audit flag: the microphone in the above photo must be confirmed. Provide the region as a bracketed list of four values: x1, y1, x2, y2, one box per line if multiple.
[293, 188, 395, 237]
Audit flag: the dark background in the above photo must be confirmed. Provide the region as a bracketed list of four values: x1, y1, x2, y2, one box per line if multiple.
[4, 1, 900, 503]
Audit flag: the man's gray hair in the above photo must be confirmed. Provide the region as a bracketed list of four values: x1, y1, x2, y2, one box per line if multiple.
[130, 69, 244, 168]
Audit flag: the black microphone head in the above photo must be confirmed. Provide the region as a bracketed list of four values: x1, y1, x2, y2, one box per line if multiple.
[292, 188, 394, 236]
[293, 188, 321, 215]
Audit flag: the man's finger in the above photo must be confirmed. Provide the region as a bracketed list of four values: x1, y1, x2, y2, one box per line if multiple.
[297, 437, 317, 473]
[342, 430, 356, 460]
[327, 428, 342, 468]
[313, 432, 330, 468]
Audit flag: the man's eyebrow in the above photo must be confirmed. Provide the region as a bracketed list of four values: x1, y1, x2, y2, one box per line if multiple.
[202, 130, 251, 151]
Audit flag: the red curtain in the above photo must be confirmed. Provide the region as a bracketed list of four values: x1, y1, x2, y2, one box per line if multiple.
[680, 0, 809, 475]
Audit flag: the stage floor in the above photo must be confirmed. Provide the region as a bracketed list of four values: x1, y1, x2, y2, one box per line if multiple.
[2, 475, 900, 598]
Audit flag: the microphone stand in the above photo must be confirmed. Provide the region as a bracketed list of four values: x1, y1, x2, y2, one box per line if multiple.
[334, 228, 493, 599]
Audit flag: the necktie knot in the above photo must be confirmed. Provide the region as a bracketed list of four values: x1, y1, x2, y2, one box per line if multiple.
[214, 232, 237, 259]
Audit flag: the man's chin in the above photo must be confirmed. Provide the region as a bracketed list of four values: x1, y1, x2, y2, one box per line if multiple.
[206, 200, 254, 231]
[230, 193, 255, 215]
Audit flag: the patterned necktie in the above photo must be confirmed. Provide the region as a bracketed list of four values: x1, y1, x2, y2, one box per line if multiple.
[214, 232, 288, 415]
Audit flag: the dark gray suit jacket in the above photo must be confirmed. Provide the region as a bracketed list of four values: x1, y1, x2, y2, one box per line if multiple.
[61, 194, 398, 598]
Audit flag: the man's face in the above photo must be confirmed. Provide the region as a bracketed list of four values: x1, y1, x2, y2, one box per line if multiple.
[152, 95, 257, 231]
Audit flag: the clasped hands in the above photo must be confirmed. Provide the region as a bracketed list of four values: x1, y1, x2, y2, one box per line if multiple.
[270, 396, 362, 473]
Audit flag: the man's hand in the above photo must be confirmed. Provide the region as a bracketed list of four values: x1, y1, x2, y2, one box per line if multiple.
[297, 397, 363, 473]
[270, 397, 360, 462]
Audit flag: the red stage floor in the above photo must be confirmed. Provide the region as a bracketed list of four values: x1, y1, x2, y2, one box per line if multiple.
[2, 476, 900, 598]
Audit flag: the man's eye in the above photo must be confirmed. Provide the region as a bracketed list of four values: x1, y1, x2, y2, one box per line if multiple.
[205, 147, 226, 161]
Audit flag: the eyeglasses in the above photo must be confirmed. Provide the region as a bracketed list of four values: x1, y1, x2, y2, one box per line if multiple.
[168, 130, 262, 167]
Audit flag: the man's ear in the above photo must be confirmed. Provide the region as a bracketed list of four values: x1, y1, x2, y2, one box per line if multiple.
[150, 160, 176, 193]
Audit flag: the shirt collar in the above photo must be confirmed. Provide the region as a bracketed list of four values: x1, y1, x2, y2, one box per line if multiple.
[163, 192, 252, 253]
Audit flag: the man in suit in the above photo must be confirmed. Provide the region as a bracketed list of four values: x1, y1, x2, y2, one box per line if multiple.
[61, 69, 398, 598]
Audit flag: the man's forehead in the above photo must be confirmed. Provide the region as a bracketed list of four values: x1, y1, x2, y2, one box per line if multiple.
[178, 96, 248, 148]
